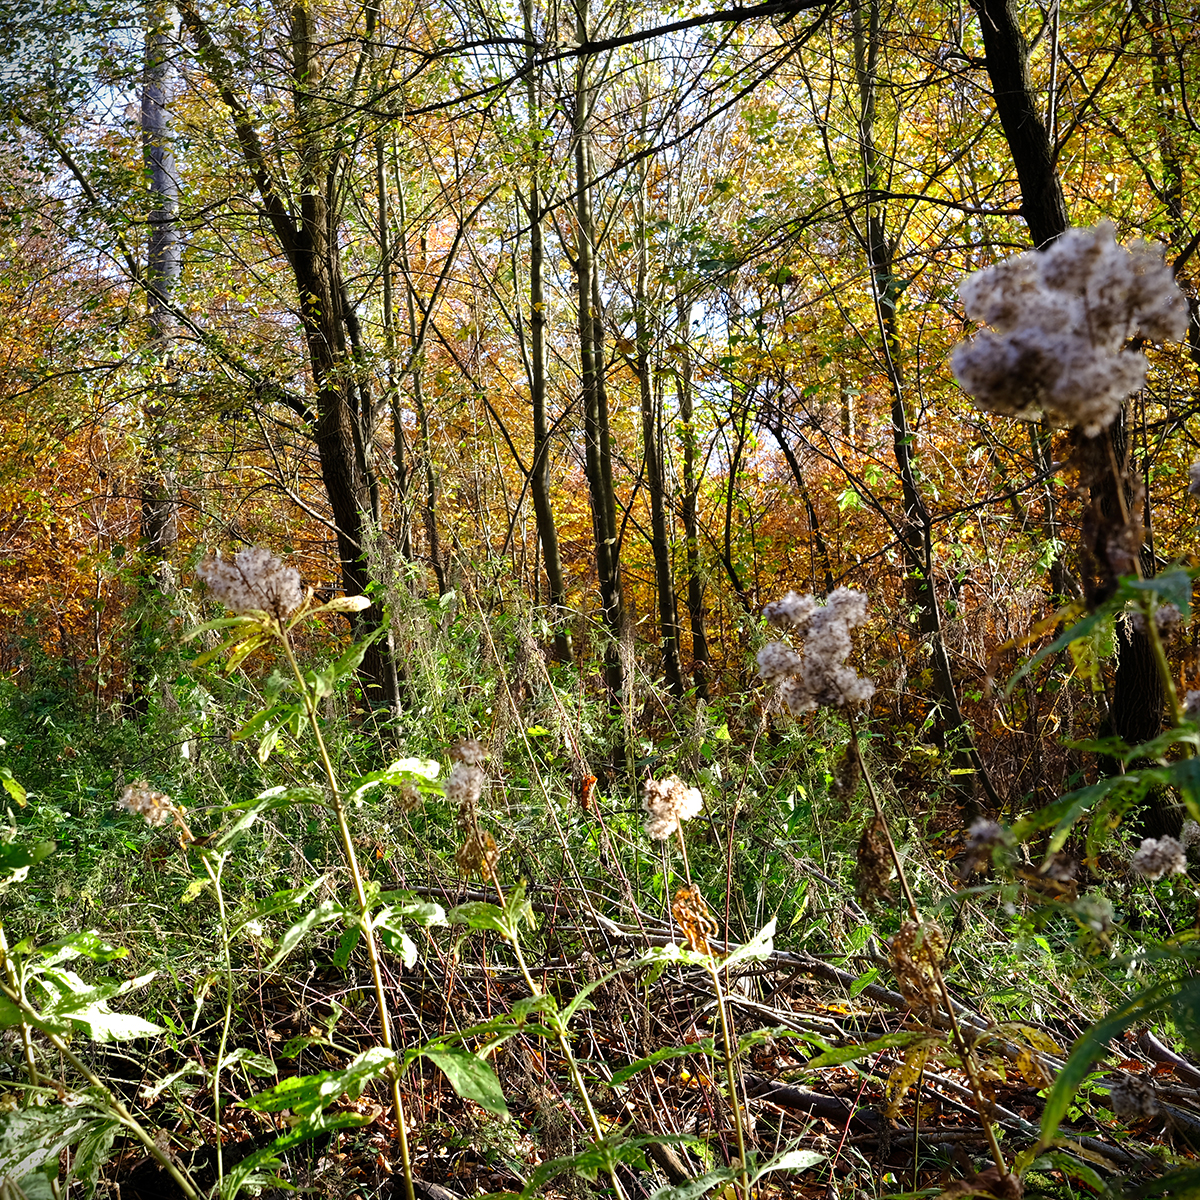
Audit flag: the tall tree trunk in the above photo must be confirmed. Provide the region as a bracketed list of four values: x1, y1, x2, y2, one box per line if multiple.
[131, 0, 181, 715]
[854, 0, 998, 809]
[675, 296, 710, 699]
[636, 95, 683, 699]
[573, 15, 625, 706]
[139, 1, 180, 580]
[524, 0, 571, 661]
[970, 0, 1164, 793]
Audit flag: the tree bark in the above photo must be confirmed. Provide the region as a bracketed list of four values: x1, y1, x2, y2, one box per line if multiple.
[573, 14, 626, 705]
[524, 0, 572, 661]
[636, 94, 683, 699]
[179, 0, 400, 710]
[970, 0, 1165, 792]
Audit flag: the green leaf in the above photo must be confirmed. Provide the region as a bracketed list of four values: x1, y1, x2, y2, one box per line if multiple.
[0, 1098, 120, 1196]
[266, 899, 347, 971]
[802, 1030, 932, 1069]
[1037, 1150, 1108, 1195]
[219, 1106, 375, 1200]
[0, 766, 27, 806]
[849, 967, 879, 996]
[0, 839, 54, 884]
[306, 594, 371, 616]
[422, 1047, 509, 1116]
[242, 1046, 395, 1116]
[232, 876, 328, 936]
[347, 758, 442, 805]
[608, 1041, 716, 1086]
[722, 918, 776, 970]
[1039, 978, 1180, 1146]
[749, 1146, 825, 1182]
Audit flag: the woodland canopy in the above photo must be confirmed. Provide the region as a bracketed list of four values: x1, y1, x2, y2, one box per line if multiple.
[2, 0, 1200, 1193]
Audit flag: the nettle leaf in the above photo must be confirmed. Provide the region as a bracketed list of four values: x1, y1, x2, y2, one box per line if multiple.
[219, 1106, 376, 1200]
[722, 918, 776, 970]
[608, 1041, 716, 1087]
[0, 1097, 120, 1197]
[0, 838, 54, 884]
[347, 758, 442, 805]
[0, 766, 27, 806]
[422, 1046, 509, 1116]
[802, 1029, 931, 1070]
[242, 1046, 395, 1116]
[266, 899, 348, 971]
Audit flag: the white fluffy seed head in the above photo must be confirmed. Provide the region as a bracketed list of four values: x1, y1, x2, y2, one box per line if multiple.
[196, 547, 304, 618]
[759, 588, 874, 713]
[1130, 835, 1187, 881]
[642, 775, 703, 841]
[952, 222, 1187, 436]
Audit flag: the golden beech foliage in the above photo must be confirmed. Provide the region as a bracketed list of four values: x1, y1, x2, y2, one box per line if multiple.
[0, 0, 1196, 772]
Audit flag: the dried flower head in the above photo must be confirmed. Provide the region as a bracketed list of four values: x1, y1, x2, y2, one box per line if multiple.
[672, 884, 720, 954]
[451, 738, 487, 766]
[118, 781, 177, 826]
[855, 815, 894, 908]
[196, 547, 304, 619]
[455, 830, 499, 876]
[445, 760, 485, 811]
[952, 222, 1187, 436]
[758, 587, 875, 714]
[394, 782, 423, 815]
[1182, 819, 1200, 850]
[118, 782, 193, 842]
[1131, 835, 1187, 880]
[890, 920, 946, 1012]
[642, 775, 703, 841]
[959, 817, 1010, 879]
[1127, 602, 1182, 638]
[1074, 893, 1115, 933]
[1108, 1073, 1160, 1122]
[830, 742, 862, 800]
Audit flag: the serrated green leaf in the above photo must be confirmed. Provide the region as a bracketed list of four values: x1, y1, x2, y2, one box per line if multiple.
[266, 899, 347, 971]
[0, 839, 54, 884]
[1039, 977, 1180, 1146]
[802, 1029, 931, 1069]
[242, 1046, 395, 1116]
[608, 1041, 716, 1086]
[0, 767, 27, 807]
[423, 1047, 509, 1116]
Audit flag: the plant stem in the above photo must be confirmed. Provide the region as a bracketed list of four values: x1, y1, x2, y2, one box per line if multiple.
[488, 868, 628, 1200]
[0, 923, 40, 1089]
[848, 710, 1009, 1181]
[707, 958, 751, 1200]
[0, 976, 204, 1200]
[278, 629, 417, 1200]
[199, 848, 234, 1185]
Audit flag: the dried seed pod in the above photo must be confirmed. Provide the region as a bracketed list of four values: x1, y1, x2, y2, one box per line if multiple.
[455, 830, 500, 877]
[855, 815, 894, 910]
[671, 884, 720, 955]
[890, 920, 946, 1013]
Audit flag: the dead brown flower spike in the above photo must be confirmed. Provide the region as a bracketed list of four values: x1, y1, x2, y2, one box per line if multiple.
[855, 815, 894, 909]
[890, 920, 947, 1012]
[672, 884, 719, 955]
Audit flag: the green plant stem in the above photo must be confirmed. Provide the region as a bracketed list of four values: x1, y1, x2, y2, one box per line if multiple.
[0, 923, 40, 1089]
[278, 629, 417, 1200]
[707, 957, 751, 1200]
[1144, 598, 1184, 728]
[198, 848, 234, 1185]
[487, 869, 628, 1200]
[848, 710, 1009, 1182]
[0, 975, 203, 1200]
